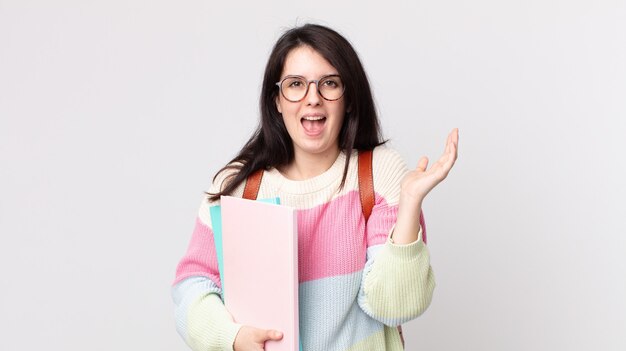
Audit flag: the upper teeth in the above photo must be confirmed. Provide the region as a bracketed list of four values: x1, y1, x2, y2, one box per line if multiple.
[303, 116, 325, 121]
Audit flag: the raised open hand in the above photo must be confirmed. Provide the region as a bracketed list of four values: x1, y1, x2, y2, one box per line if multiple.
[400, 128, 459, 205]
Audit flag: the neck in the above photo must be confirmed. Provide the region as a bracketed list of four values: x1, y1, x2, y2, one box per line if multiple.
[281, 147, 341, 180]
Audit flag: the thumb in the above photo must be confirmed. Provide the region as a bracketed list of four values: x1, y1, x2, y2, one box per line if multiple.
[416, 156, 429, 172]
[264, 329, 283, 341]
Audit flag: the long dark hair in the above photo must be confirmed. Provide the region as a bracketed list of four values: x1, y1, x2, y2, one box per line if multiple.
[209, 24, 385, 201]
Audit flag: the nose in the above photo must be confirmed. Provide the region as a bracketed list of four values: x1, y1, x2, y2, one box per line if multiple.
[304, 81, 322, 105]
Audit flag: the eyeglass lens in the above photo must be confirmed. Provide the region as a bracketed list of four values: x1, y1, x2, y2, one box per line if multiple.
[280, 76, 344, 102]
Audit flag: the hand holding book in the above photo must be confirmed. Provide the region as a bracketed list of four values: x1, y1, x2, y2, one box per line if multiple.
[234, 326, 284, 351]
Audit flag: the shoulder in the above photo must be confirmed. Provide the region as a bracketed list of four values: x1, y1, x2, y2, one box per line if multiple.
[372, 146, 406, 169]
[371, 146, 409, 184]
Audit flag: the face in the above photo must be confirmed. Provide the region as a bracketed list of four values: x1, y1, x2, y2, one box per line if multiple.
[276, 46, 346, 161]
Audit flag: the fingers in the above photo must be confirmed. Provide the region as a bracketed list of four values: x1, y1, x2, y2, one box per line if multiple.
[450, 128, 459, 158]
[450, 128, 459, 161]
[431, 129, 458, 176]
[253, 328, 283, 342]
[442, 134, 458, 173]
[416, 128, 459, 176]
[445, 142, 457, 170]
[264, 330, 284, 341]
[234, 326, 284, 351]
[444, 128, 459, 161]
[452, 128, 459, 148]
[444, 128, 459, 154]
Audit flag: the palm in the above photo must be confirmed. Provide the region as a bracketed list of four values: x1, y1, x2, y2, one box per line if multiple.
[401, 128, 459, 202]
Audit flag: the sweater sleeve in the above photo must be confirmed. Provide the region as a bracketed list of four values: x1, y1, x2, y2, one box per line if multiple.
[357, 147, 436, 326]
[171, 171, 242, 350]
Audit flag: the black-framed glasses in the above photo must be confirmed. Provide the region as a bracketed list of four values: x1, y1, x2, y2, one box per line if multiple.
[276, 74, 345, 102]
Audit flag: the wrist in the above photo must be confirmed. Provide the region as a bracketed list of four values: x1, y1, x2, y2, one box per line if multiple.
[393, 198, 423, 244]
[399, 190, 423, 211]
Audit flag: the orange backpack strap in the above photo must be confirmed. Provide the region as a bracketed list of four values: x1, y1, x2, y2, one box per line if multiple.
[358, 150, 375, 222]
[242, 168, 264, 200]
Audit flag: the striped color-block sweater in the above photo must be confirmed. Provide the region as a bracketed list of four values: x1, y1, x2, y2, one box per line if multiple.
[172, 146, 435, 351]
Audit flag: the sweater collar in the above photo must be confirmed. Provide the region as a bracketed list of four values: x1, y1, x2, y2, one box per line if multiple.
[264, 151, 353, 195]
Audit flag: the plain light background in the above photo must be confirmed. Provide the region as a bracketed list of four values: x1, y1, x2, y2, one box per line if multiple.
[1, 0, 625, 350]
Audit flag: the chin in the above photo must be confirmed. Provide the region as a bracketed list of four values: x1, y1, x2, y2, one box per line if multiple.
[298, 141, 338, 156]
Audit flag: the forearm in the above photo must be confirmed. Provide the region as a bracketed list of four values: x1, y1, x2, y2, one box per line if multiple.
[187, 293, 241, 351]
[391, 193, 423, 244]
[173, 277, 241, 351]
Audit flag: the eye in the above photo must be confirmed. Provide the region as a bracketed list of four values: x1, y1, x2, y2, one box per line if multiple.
[321, 77, 341, 88]
[284, 77, 306, 89]
[289, 80, 303, 88]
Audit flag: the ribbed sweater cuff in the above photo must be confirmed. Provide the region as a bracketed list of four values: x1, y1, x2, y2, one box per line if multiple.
[386, 226, 425, 260]
[222, 323, 243, 350]
[187, 293, 243, 350]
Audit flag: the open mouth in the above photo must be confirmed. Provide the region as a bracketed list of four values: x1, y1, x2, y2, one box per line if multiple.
[301, 115, 327, 136]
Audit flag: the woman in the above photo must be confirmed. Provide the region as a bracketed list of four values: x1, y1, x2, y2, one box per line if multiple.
[172, 24, 459, 350]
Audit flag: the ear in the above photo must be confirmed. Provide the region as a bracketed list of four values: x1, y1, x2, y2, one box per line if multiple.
[275, 96, 282, 114]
